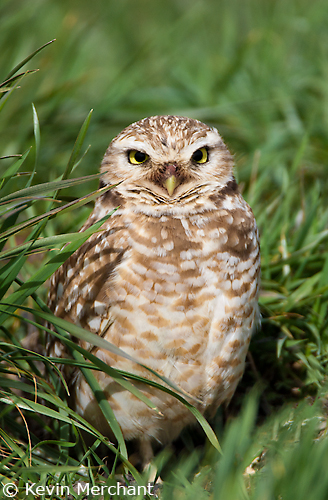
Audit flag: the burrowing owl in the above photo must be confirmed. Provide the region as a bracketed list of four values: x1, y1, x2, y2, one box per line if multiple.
[48, 115, 260, 464]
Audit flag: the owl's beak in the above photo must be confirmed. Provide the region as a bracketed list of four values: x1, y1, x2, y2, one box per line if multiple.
[164, 175, 178, 196]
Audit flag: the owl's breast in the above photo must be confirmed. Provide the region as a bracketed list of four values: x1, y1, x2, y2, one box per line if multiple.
[110, 213, 215, 326]
[86, 199, 260, 407]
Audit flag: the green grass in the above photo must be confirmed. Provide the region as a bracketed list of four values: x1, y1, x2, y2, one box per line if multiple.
[1, 0, 328, 498]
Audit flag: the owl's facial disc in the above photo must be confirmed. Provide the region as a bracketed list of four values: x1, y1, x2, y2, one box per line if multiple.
[101, 116, 235, 202]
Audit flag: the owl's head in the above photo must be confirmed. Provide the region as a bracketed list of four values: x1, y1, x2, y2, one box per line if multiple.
[100, 115, 235, 207]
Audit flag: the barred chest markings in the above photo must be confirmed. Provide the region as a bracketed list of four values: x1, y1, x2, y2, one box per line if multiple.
[81, 195, 259, 405]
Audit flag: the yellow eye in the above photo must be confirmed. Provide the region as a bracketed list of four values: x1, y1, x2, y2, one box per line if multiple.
[192, 147, 208, 164]
[128, 150, 149, 164]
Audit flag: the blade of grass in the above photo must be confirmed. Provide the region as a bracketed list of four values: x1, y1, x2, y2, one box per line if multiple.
[0, 73, 27, 112]
[293, 202, 318, 252]
[60, 109, 93, 184]
[0, 229, 109, 260]
[0, 174, 101, 206]
[4, 40, 56, 81]
[0, 183, 107, 243]
[0, 427, 29, 467]
[0, 70, 39, 91]
[0, 252, 29, 300]
[0, 150, 30, 192]
[24, 103, 40, 188]
[71, 349, 128, 460]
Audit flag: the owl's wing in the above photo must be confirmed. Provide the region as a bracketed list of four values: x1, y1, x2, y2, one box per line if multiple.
[47, 191, 126, 356]
[202, 191, 261, 413]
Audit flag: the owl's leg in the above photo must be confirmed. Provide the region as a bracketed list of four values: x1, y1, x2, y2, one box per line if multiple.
[139, 436, 153, 466]
[138, 436, 158, 483]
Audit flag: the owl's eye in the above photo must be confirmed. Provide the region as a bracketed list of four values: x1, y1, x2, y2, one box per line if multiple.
[128, 150, 149, 164]
[192, 147, 208, 164]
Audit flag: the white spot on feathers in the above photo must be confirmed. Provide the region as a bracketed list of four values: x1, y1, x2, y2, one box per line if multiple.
[88, 317, 101, 331]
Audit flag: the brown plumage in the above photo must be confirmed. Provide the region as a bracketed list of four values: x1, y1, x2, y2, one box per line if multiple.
[47, 115, 260, 465]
